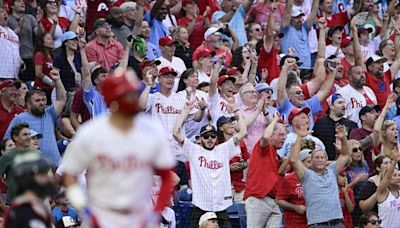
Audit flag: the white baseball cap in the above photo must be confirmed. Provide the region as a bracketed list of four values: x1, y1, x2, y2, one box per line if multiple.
[198, 212, 218, 227]
[298, 149, 312, 162]
[204, 27, 221, 40]
[291, 8, 305, 17]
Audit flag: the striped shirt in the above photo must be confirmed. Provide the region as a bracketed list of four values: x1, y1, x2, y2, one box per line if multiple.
[0, 26, 20, 79]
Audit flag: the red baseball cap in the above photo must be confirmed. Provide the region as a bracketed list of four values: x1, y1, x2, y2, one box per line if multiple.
[159, 66, 178, 76]
[357, 27, 373, 35]
[226, 67, 238, 76]
[140, 59, 161, 70]
[159, 36, 175, 46]
[217, 75, 236, 86]
[288, 107, 310, 124]
[100, 73, 139, 107]
[193, 48, 216, 62]
[182, 0, 195, 6]
[0, 80, 21, 91]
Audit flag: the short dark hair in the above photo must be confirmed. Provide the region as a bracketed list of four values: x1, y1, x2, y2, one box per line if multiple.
[359, 211, 379, 228]
[91, 67, 107, 85]
[11, 123, 29, 142]
[25, 89, 46, 104]
[393, 78, 400, 91]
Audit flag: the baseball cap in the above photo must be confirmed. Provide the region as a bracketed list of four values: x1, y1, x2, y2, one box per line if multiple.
[0, 80, 21, 90]
[291, 8, 305, 17]
[159, 36, 175, 46]
[365, 55, 388, 68]
[327, 93, 344, 106]
[61, 31, 77, 43]
[93, 18, 107, 30]
[226, 67, 238, 76]
[327, 26, 343, 38]
[100, 72, 139, 106]
[140, 59, 161, 70]
[29, 129, 43, 139]
[255, 83, 273, 93]
[120, 1, 136, 10]
[193, 48, 216, 62]
[200, 125, 217, 136]
[204, 26, 222, 40]
[359, 105, 380, 119]
[199, 212, 218, 227]
[288, 107, 310, 124]
[279, 55, 301, 67]
[340, 37, 352, 49]
[358, 27, 373, 35]
[182, 0, 195, 6]
[298, 149, 312, 162]
[159, 66, 178, 76]
[217, 116, 237, 128]
[217, 75, 236, 86]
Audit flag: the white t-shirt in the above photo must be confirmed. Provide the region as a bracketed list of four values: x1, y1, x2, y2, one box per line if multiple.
[0, 26, 20, 79]
[156, 56, 187, 92]
[146, 92, 186, 159]
[209, 92, 233, 127]
[183, 138, 240, 211]
[325, 44, 345, 59]
[360, 43, 376, 61]
[336, 84, 377, 126]
[61, 114, 175, 216]
[197, 70, 210, 84]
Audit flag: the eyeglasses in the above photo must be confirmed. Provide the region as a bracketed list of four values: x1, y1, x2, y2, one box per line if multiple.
[291, 90, 304, 95]
[366, 219, 382, 225]
[100, 23, 111, 28]
[243, 90, 258, 95]
[202, 134, 217, 139]
[352, 147, 362, 152]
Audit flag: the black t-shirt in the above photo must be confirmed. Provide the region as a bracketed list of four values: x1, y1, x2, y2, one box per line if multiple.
[358, 179, 378, 213]
[128, 56, 142, 79]
[5, 203, 52, 228]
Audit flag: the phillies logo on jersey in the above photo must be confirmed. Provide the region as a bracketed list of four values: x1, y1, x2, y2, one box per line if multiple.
[0, 30, 19, 44]
[198, 156, 223, 169]
[155, 103, 182, 114]
[295, 184, 304, 198]
[96, 154, 149, 171]
[219, 101, 232, 113]
[350, 98, 363, 108]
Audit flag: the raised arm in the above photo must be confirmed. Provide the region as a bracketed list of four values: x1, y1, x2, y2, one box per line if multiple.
[51, 69, 67, 116]
[289, 131, 308, 180]
[244, 99, 264, 127]
[390, 32, 400, 80]
[79, 38, 91, 91]
[209, 56, 224, 98]
[260, 112, 279, 148]
[115, 38, 133, 72]
[351, 18, 366, 70]
[315, 61, 334, 102]
[335, 125, 351, 172]
[233, 105, 248, 143]
[277, 58, 296, 107]
[306, 0, 319, 29]
[281, 0, 293, 29]
[192, 97, 207, 122]
[132, 0, 145, 35]
[376, 158, 398, 202]
[68, 6, 83, 33]
[373, 94, 396, 147]
[173, 102, 193, 146]
[307, 58, 326, 97]
[138, 72, 153, 110]
[263, 2, 277, 53]
[316, 17, 327, 60]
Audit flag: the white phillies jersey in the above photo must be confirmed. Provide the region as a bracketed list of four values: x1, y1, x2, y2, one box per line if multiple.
[378, 189, 400, 228]
[0, 26, 20, 79]
[146, 92, 186, 159]
[177, 90, 209, 138]
[183, 138, 240, 211]
[336, 84, 377, 126]
[61, 113, 175, 226]
[209, 92, 234, 127]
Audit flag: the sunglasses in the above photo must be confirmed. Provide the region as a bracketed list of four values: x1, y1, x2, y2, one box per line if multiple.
[254, 28, 262, 32]
[100, 23, 111, 28]
[47, 1, 58, 5]
[352, 147, 362, 152]
[292, 90, 303, 95]
[202, 134, 217, 139]
[366, 219, 382, 225]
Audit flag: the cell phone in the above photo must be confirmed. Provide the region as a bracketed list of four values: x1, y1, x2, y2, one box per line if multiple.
[325, 59, 337, 68]
[127, 34, 134, 42]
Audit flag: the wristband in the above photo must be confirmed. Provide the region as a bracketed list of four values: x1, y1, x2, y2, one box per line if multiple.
[42, 75, 55, 86]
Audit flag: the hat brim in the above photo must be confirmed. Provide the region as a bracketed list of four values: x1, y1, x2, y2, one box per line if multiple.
[218, 77, 236, 86]
[291, 13, 305, 18]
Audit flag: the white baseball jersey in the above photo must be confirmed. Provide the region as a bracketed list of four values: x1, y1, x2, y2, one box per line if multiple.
[177, 90, 209, 138]
[156, 56, 187, 92]
[0, 26, 20, 79]
[183, 138, 240, 211]
[61, 113, 175, 227]
[146, 92, 186, 159]
[209, 92, 234, 127]
[378, 189, 400, 228]
[336, 84, 377, 126]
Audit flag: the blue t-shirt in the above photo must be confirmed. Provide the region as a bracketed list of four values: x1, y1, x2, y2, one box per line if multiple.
[138, 81, 160, 94]
[277, 96, 322, 129]
[4, 106, 60, 166]
[83, 84, 107, 118]
[145, 12, 171, 54]
[211, 5, 248, 46]
[147, 42, 161, 60]
[302, 162, 343, 225]
[281, 22, 312, 69]
[52, 206, 79, 224]
[346, 164, 369, 201]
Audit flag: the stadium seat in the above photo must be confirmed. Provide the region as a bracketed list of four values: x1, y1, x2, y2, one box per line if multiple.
[226, 203, 246, 228]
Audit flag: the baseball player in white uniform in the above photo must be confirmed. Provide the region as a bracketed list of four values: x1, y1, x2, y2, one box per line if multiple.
[61, 70, 176, 228]
[173, 101, 248, 228]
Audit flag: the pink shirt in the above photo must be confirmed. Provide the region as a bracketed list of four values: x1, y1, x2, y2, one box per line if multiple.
[85, 37, 124, 71]
[241, 105, 267, 153]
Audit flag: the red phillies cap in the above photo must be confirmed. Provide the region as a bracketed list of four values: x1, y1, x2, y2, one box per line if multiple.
[140, 59, 161, 70]
[182, 0, 195, 6]
[340, 37, 351, 48]
[193, 48, 216, 62]
[288, 107, 310, 124]
[159, 66, 178, 76]
[159, 36, 175, 46]
[226, 67, 238, 76]
[100, 72, 139, 106]
[217, 75, 236, 86]
[0, 80, 21, 90]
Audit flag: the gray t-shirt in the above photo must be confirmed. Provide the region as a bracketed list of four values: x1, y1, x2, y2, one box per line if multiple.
[301, 161, 343, 225]
[7, 14, 37, 59]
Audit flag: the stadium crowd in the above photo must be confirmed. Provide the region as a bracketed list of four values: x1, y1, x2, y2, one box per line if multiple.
[0, 0, 400, 226]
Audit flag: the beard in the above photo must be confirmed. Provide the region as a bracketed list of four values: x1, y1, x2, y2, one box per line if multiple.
[201, 141, 215, 151]
[31, 107, 45, 116]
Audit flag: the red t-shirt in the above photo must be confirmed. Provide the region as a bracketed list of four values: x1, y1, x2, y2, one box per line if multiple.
[276, 172, 308, 228]
[244, 142, 280, 200]
[365, 71, 392, 108]
[339, 188, 355, 228]
[229, 141, 250, 193]
[341, 58, 351, 80]
[86, 0, 110, 34]
[33, 52, 53, 91]
[197, 0, 220, 20]
[177, 16, 206, 52]
[71, 87, 91, 123]
[258, 46, 280, 84]
[40, 17, 70, 33]
[0, 102, 23, 139]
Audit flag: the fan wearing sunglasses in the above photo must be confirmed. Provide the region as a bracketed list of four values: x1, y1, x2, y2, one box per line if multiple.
[359, 212, 382, 228]
[376, 150, 400, 228]
[173, 101, 247, 228]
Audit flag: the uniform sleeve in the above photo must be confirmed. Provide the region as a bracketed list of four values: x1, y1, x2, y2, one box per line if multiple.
[61, 134, 93, 176]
